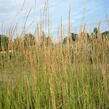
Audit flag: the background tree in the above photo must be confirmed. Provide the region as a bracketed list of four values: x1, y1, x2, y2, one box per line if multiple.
[0, 34, 9, 51]
[93, 27, 98, 38]
[71, 33, 78, 41]
[45, 36, 52, 46]
[63, 33, 77, 44]
[24, 33, 36, 48]
[102, 31, 109, 40]
[14, 37, 23, 51]
[39, 32, 53, 47]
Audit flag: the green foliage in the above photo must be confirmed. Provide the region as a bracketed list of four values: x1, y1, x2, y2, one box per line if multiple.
[24, 33, 36, 48]
[93, 27, 98, 35]
[102, 31, 109, 40]
[63, 33, 77, 44]
[0, 35, 9, 51]
[71, 33, 78, 41]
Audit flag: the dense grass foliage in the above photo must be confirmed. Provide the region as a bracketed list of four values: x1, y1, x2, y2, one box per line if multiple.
[0, 31, 109, 109]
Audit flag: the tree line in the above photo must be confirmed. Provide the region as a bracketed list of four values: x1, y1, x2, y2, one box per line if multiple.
[0, 33, 53, 52]
[0, 28, 109, 51]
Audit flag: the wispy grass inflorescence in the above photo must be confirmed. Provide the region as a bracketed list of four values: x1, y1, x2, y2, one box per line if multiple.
[0, 1, 109, 109]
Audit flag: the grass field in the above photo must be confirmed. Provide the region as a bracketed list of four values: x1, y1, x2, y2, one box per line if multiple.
[0, 29, 109, 109]
[0, 1, 109, 108]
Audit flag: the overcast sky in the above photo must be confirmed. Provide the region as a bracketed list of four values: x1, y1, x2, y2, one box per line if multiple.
[0, 0, 109, 35]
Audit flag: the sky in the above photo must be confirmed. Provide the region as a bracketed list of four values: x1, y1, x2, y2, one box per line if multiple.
[0, 0, 109, 37]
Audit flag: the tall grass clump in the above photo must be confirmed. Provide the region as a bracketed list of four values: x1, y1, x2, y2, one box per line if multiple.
[0, 2, 109, 109]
